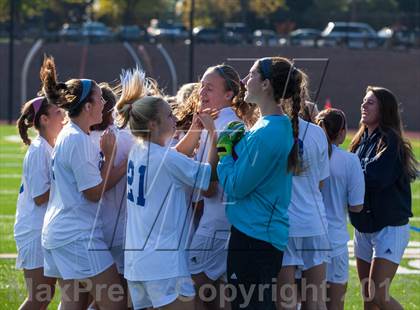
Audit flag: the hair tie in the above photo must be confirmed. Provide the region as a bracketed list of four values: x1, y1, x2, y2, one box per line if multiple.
[258, 57, 272, 80]
[32, 97, 44, 118]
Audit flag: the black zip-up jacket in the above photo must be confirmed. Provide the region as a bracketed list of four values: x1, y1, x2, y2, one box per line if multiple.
[349, 128, 412, 233]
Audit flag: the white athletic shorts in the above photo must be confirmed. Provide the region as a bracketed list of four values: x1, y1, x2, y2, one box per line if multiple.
[326, 247, 349, 284]
[127, 276, 195, 309]
[16, 236, 44, 270]
[282, 234, 331, 271]
[110, 244, 124, 275]
[188, 234, 228, 281]
[354, 224, 410, 265]
[43, 237, 114, 280]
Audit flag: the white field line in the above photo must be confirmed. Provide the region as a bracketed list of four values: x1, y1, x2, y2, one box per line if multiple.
[0, 146, 25, 152]
[0, 154, 24, 159]
[0, 162, 21, 168]
[349, 259, 420, 274]
[0, 254, 17, 259]
[3, 135, 22, 143]
[0, 190, 18, 195]
[0, 174, 20, 178]
[408, 259, 420, 269]
[0, 215, 15, 219]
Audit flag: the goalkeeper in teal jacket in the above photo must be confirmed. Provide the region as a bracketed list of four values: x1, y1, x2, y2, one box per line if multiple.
[216, 56, 302, 310]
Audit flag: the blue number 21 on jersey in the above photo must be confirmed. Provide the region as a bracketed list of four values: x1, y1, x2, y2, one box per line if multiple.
[127, 160, 146, 206]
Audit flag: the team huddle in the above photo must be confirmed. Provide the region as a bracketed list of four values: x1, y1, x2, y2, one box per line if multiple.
[14, 55, 417, 310]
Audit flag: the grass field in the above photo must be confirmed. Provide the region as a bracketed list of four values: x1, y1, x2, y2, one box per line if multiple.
[0, 124, 419, 309]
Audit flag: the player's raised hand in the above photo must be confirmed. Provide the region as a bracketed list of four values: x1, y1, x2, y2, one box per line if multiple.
[197, 111, 216, 133]
[100, 128, 116, 159]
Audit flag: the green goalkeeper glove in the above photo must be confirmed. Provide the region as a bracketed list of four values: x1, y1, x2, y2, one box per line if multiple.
[216, 121, 245, 160]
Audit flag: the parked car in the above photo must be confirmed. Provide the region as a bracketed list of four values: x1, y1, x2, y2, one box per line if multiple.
[81, 21, 114, 42]
[116, 25, 146, 42]
[378, 26, 420, 48]
[289, 28, 321, 47]
[147, 19, 187, 42]
[59, 23, 81, 41]
[222, 22, 252, 44]
[193, 26, 221, 43]
[318, 22, 379, 48]
[253, 29, 280, 46]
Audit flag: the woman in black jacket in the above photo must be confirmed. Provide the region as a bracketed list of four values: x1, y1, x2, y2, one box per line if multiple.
[350, 86, 417, 310]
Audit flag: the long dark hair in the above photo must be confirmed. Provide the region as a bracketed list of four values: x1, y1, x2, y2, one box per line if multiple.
[257, 57, 308, 174]
[350, 86, 417, 181]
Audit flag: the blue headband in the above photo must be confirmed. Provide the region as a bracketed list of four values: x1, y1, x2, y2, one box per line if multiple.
[68, 79, 93, 113]
[259, 57, 272, 80]
[79, 79, 92, 103]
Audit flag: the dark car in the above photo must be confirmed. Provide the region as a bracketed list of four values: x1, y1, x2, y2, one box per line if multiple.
[318, 22, 379, 48]
[222, 23, 252, 44]
[147, 19, 187, 42]
[59, 23, 82, 41]
[116, 25, 146, 42]
[81, 21, 114, 43]
[252, 29, 280, 46]
[193, 27, 221, 43]
[289, 28, 321, 47]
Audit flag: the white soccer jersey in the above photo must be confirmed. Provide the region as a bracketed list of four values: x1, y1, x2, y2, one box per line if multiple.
[321, 145, 365, 255]
[42, 121, 103, 249]
[90, 126, 135, 247]
[124, 142, 211, 281]
[194, 107, 240, 240]
[288, 118, 330, 237]
[14, 136, 52, 249]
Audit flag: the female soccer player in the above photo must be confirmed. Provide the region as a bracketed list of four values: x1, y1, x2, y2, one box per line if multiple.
[217, 57, 300, 309]
[15, 96, 64, 309]
[350, 86, 417, 310]
[188, 64, 245, 310]
[116, 68, 219, 310]
[316, 108, 364, 310]
[40, 56, 127, 309]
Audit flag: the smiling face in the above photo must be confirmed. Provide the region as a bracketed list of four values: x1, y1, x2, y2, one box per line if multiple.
[199, 70, 232, 110]
[242, 61, 264, 105]
[87, 85, 105, 126]
[361, 90, 380, 129]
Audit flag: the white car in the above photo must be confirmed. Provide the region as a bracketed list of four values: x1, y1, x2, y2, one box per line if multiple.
[318, 22, 379, 48]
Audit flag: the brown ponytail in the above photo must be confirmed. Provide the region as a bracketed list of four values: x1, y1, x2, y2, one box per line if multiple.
[16, 97, 49, 145]
[288, 86, 302, 173]
[40, 55, 99, 117]
[315, 108, 346, 157]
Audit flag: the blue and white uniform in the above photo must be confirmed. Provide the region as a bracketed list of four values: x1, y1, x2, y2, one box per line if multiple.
[283, 118, 330, 271]
[90, 125, 134, 274]
[321, 144, 365, 283]
[15, 136, 52, 270]
[125, 141, 211, 309]
[189, 107, 239, 281]
[42, 121, 114, 280]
